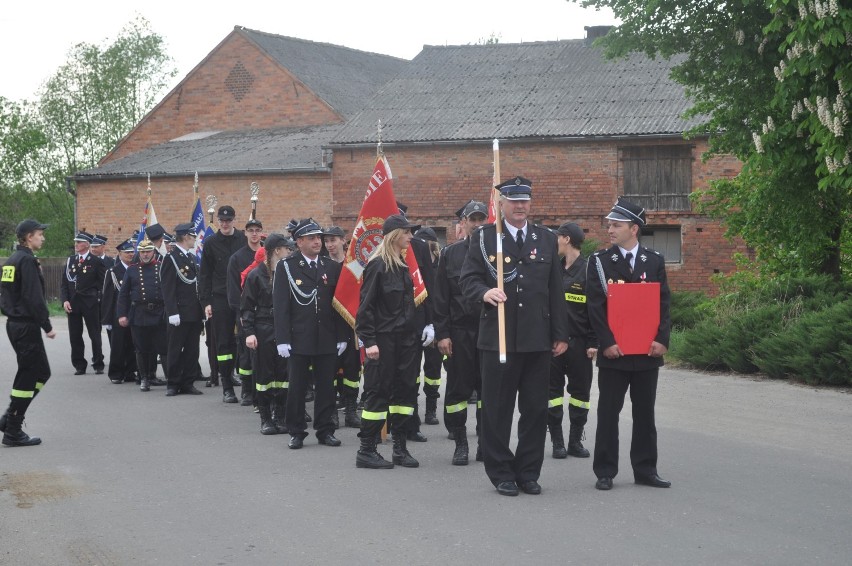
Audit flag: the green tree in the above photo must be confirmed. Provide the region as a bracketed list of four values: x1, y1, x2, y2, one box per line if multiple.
[572, 0, 851, 280]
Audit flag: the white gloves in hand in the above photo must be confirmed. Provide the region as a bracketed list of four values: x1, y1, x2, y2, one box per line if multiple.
[104, 325, 112, 331]
[168, 314, 181, 326]
[421, 323, 435, 347]
[337, 342, 347, 356]
[277, 343, 292, 358]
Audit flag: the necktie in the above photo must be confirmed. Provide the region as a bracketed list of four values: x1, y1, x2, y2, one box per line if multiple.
[309, 260, 316, 270]
[515, 230, 524, 249]
[625, 252, 634, 274]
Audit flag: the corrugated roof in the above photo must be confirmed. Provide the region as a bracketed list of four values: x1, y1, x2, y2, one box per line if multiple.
[331, 40, 698, 144]
[74, 125, 340, 178]
[239, 28, 409, 119]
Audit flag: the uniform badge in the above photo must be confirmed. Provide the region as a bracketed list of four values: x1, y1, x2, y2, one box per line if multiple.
[611, 254, 619, 262]
[299, 260, 305, 267]
[83, 267, 87, 273]
[322, 273, 328, 284]
[531, 232, 538, 241]
[640, 254, 648, 262]
[296, 279, 303, 285]
[489, 255, 496, 262]
[607, 278, 614, 284]
[617, 279, 625, 284]
[505, 257, 512, 263]
[640, 272, 647, 281]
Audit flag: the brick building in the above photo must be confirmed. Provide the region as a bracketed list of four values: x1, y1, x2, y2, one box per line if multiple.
[73, 26, 743, 292]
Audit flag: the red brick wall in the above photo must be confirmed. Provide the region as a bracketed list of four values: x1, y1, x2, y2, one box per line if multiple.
[103, 32, 343, 163]
[331, 139, 744, 293]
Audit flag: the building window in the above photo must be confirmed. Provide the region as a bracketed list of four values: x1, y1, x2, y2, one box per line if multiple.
[640, 226, 681, 263]
[621, 146, 692, 211]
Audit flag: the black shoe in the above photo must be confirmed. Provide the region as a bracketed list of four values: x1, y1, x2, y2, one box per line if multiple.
[240, 395, 254, 407]
[406, 430, 427, 443]
[635, 473, 671, 488]
[110, 378, 123, 384]
[519, 480, 542, 495]
[288, 436, 304, 450]
[74, 368, 86, 375]
[318, 434, 342, 447]
[222, 390, 238, 403]
[596, 477, 613, 491]
[496, 481, 519, 496]
[165, 388, 178, 397]
[182, 385, 203, 395]
[94, 368, 104, 375]
[424, 411, 439, 425]
[140, 380, 150, 392]
[148, 377, 167, 386]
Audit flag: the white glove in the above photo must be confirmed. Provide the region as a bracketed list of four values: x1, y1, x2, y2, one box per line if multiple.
[421, 323, 435, 347]
[168, 314, 181, 326]
[337, 342, 347, 356]
[277, 344, 291, 358]
[104, 325, 112, 331]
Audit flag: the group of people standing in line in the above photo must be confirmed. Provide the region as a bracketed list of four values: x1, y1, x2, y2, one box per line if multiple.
[1, 176, 671, 496]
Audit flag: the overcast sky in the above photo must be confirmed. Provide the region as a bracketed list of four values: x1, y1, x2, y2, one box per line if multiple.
[3, 0, 617, 102]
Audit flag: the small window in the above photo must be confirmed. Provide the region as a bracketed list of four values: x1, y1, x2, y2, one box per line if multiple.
[621, 146, 692, 211]
[641, 226, 681, 263]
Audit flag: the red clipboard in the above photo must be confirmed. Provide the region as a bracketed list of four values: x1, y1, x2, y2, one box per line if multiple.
[607, 282, 660, 355]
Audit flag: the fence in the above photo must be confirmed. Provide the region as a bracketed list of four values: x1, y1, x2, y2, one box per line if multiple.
[0, 256, 68, 303]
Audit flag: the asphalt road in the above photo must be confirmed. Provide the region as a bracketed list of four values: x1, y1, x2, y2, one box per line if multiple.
[1, 318, 851, 565]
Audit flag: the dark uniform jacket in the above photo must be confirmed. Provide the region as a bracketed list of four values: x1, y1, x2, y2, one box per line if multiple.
[116, 261, 165, 326]
[199, 230, 247, 305]
[1, 245, 52, 333]
[227, 245, 258, 311]
[101, 261, 128, 324]
[409, 237, 434, 328]
[60, 252, 106, 307]
[433, 237, 478, 341]
[160, 248, 203, 322]
[98, 255, 115, 269]
[460, 223, 569, 352]
[240, 263, 274, 337]
[273, 252, 346, 356]
[560, 255, 598, 350]
[356, 256, 417, 348]
[586, 244, 671, 371]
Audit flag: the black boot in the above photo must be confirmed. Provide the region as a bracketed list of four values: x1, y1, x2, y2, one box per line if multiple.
[136, 354, 150, 392]
[258, 404, 277, 435]
[343, 396, 362, 428]
[452, 427, 469, 466]
[392, 432, 420, 468]
[240, 375, 255, 406]
[425, 397, 439, 425]
[2, 414, 41, 447]
[550, 424, 568, 459]
[272, 391, 289, 434]
[567, 425, 591, 458]
[356, 434, 394, 469]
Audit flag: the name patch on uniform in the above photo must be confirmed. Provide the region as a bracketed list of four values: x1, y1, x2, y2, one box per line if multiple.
[565, 292, 586, 303]
[1, 266, 15, 282]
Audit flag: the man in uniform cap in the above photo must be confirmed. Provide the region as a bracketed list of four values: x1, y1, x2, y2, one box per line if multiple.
[434, 200, 488, 465]
[413, 226, 443, 427]
[586, 197, 672, 491]
[145, 224, 167, 258]
[199, 205, 248, 402]
[460, 176, 569, 496]
[60, 230, 107, 375]
[101, 239, 138, 384]
[91, 234, 114, 268]
[0, 219, 55, 446]
[160, 223, 205, 396]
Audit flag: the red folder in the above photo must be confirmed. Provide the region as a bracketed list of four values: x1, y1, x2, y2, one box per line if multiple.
[607, 283, 660, 355]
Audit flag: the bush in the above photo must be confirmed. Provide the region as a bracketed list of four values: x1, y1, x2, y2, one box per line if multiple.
[670, 291, 709, 330]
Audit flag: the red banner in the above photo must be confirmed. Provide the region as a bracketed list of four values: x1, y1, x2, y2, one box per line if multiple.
[333, 155, 427, 328]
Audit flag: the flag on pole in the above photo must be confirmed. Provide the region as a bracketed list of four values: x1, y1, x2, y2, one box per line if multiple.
[135, 195, 159, 253]
[332, 155, 427, 328]
[190, 197, 208, 263]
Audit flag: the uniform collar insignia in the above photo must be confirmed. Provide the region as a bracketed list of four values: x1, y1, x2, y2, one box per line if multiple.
[299, 260, 305, 267]
[640, 253, 648, 262]
[531, 232, 538, 240]
[611, 253, 619, 262]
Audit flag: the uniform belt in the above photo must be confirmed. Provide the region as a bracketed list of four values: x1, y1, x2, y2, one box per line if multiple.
[134, 301, 163, 310]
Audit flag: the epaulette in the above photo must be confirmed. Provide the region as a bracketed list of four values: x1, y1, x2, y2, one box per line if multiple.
[642, 246, 662, 256]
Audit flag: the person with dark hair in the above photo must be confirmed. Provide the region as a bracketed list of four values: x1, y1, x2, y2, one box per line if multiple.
[413, 226, 443, 427]
[355, 215, 423, 469]
[101, 239, 138, 385]
[587, 198, 672, 491]
[0, 219, 55, 446]
[242, 234, 291, 435]
[274, 219, 347, 449]
[548, 222, 597, 459]
[60, 230, 106, 375]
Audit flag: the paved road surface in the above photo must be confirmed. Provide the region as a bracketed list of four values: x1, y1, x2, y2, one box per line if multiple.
[1, 318, 851, 565]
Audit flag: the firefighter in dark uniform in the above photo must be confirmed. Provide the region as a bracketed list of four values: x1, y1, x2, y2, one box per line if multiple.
[548, 222, 598, 459]
[274, 219, 347, 449]
[0, 219, 55, 447]
[101, 239, 138, 384]
[160, 224, 205, 397]
[323, 225, 362, 428]
[60, 230, 107, 375]
[117, 237, 168, 392]
[414, 226, 442, 427]
[434, 200, 487, 465]
[241, 233, 291, 435]
[354, 215, 423, 469]
[587, 198, 672, 491]
[227, 215, 264, 406]
[199, 205, 247, 403]
[91, 234, 115, 268]
[460, 177, 569, 496]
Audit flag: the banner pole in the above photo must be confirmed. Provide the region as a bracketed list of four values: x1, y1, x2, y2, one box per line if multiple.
[493, 139, 507, 364]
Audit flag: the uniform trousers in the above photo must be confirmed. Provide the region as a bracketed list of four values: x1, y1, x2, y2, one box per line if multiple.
[166, 321, 202, 391]
[335, 333, 361, 399]
[210, 297, 237, 379]
[236, 317, 253, 378]
[107, 323, 136, 380]
[5, 320, 51, 415]
[358, 331, 419, 438]
[479, 350, 549, 486]
[251, 320, 288, 409]
[443, 325, 481, 433]
[68, 297, 104, 372]
[548, 339, 593, 428]
[593, 367, 659, 479]
[130, 323, 166, 377]
[287, 353, 336, 440]
[421, 345, 442, 399]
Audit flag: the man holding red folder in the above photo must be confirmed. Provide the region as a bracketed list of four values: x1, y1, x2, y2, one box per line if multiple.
[586, 198, 671, 491]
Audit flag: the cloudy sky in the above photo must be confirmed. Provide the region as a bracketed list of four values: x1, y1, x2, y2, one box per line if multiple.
[3, 0, 616, 101]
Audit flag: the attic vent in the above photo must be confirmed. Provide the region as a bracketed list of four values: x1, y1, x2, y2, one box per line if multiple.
[225, 62, 255, 101]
